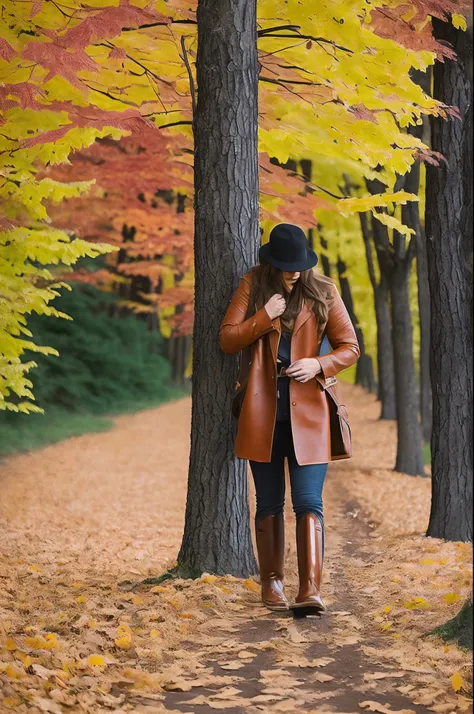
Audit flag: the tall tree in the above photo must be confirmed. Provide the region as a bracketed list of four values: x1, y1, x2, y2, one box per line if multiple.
[336, 256, 376, 394]
[358, 210, 396, 417]
[426, 15, 473, 543]
[177, 0, 260, 576]
[408, 69, 432, 444]
[365, 176, 425, 475]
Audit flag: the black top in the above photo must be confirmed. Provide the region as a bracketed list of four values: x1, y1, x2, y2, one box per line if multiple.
[276, 329, 292, 421]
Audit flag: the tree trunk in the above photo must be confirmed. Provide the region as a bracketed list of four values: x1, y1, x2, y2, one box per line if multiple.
[409, 69, 432, 444]
[359, 208, 397, 418]
[336, 256, 375, 393]
[425, 16, 473, 542]
[390, 252, 425, 475]
[366, 175, 424, 474]
[374, 280, 396, 418]
[177, 0, 259, 576]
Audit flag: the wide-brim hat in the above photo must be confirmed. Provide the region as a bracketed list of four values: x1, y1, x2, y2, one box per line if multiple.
[259, 223, 318, 271]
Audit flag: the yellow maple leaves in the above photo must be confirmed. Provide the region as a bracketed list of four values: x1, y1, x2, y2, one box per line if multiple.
[114, 623, 133, 649]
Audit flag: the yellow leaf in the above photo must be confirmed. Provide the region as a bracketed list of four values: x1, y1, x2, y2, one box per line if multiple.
[150, 629, 159, 639]
[442, 592, 461, 604]
[179, 612, 193, 619]
[115, 623, 132, 649]
[382, 605, 392, 613]
[4, 664, 24, 679]
[451, 671, 463, 692]
[5, 638, 16, 651]
[421, 558, 436, 565]
[380, 622, 393, 630]
[29, 565, 42, 573]
[131, 595, 144, 605]
[201, 574, 217, 584]
[20, 655, 33, 669]
[2, 697, 21, 708]
[244, 578, 261, 593]
[77, 595, 87, 603]
[88, 655, 106, 668]
[150, 585, 167, 593]
[452, 14, 467, 31]
[403, 597, 429, 610]
[25, 634, 60, 650]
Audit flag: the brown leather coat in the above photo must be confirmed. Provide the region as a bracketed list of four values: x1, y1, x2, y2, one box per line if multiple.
[219, 271, 360, 465]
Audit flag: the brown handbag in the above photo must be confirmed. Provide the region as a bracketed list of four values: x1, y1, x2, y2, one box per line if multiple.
[316, 332, 352, 460]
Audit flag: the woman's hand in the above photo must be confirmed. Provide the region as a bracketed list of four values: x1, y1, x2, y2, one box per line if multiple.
[286, 358, 322, 383]
[264, 293, 286, 320]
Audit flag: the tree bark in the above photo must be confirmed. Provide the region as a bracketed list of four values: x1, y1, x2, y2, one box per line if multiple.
[425, 16, 473, 542]
[359, 209, 397, 419]
[177, 0, 260, 576]
[390, 241, 425, 476]
[367, 177, 424, 474]
[336, 256, 375, 393]
[409, 69, 432, 444]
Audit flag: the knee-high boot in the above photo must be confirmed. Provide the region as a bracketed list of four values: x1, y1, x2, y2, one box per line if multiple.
[291, 512, 326, 613]
[255, 512, 288, 611]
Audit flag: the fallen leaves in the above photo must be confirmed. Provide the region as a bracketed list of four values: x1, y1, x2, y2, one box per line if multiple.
[359, 702, 416, 714]
[0, 384, 472, 714]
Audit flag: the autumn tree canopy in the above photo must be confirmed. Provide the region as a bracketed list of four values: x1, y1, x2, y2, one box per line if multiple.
[0, 0, 468, 411]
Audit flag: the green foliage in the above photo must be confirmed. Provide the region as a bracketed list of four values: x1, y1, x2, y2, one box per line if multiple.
[428, 600, 473, 652]
[0, 283, 188, 457]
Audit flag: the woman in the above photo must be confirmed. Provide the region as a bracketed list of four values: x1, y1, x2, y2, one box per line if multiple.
[219, 223, 360, 614]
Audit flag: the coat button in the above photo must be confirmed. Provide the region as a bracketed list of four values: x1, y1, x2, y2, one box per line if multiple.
[292, 401, 296, 406]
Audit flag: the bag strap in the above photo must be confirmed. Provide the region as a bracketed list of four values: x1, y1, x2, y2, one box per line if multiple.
[315, 329, 338, 392]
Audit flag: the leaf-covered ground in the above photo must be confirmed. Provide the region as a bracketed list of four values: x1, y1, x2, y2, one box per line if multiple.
[0, 384, 472, 714]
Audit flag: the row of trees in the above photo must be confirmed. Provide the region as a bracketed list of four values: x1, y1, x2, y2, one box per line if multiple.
[1, 1, 471, 591]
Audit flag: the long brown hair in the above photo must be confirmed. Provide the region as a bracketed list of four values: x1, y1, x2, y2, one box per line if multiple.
[248, 258, 334, 338]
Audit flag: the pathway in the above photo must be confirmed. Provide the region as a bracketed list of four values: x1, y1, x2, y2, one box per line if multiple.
[0, 385, 471, 714]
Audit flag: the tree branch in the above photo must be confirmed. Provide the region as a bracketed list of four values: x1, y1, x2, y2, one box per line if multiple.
[259, 32, 353, 54]
[122, 20, 197, 32]
[180, 35, 196, 118]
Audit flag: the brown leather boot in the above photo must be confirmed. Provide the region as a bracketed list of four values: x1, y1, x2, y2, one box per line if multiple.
[290, 513, 326, 614]
[255, 513, 288, 611]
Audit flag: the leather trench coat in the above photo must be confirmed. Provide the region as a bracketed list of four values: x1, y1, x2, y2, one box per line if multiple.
[219, 271, 360, 465]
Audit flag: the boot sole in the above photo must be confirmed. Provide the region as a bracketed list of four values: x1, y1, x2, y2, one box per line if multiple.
[263, 601, 289, 611]
[289, 601, 325, 617]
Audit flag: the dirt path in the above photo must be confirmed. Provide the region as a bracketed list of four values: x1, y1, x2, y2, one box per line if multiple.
[0, 386, 472, 714]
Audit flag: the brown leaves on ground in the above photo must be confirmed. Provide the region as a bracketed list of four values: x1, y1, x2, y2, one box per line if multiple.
[0, 385, 472, 713]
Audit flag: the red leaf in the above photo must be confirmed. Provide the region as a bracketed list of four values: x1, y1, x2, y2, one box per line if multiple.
[61, 2, 170, 50]
[109, 46, 127, 61]
[29, 2, 42, 18]
[23, 125, 71, 148]
[350, 104, 377, 123]
[0, 38, 16, 62]
[22, 42, 99, 87]
[0, 82, 45, 110]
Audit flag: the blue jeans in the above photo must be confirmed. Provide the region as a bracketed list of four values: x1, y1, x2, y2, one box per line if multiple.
[249, 420, 328, 557]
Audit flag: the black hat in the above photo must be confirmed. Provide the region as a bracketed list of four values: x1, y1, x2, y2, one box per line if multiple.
[259, 223, 318, 271]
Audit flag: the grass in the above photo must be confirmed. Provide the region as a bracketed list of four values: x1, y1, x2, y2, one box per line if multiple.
[0, 386, 190, 462]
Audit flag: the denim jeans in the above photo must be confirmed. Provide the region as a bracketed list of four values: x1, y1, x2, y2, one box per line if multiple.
[249, 419, 328, 557]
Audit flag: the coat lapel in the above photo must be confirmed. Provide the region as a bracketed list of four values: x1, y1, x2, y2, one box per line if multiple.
[292, 301, 312, 337]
